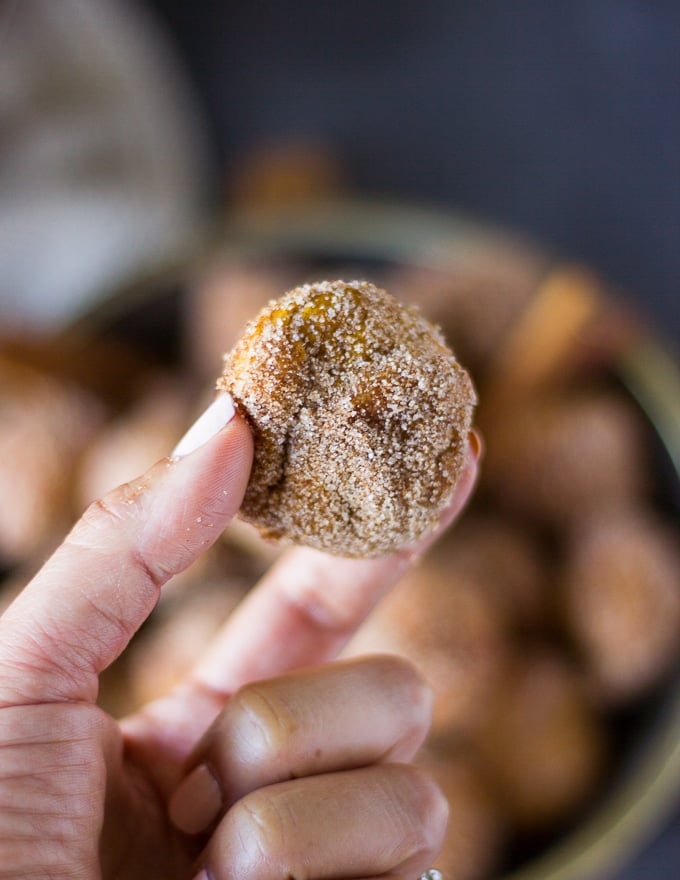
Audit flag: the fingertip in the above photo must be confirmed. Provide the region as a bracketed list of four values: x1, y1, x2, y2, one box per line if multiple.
[437, 431, 481, 528]
[469, 427, 484, 463]
[203, 408, 254, 491]
[150, 409, 254, 543]
[169, 763, 223, 835]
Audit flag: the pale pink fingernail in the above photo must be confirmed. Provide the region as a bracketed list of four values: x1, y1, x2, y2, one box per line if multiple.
[191, 871, 209, 880]
[172, 394, 236, 458]
[469, 428, 484, 462]
[169, 763, 222, 835]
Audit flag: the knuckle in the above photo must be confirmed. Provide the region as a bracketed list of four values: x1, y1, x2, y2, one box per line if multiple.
[413, 767, 449, 855]
[78, 492, 129, 537]
[226, 787, 290, 868]
[371, 654, 433, 718]
[390, 764, 449, 866]
[72, 491, 166, 597]
[363, 655, 433, 753]
[284, 565, 364, 637]
[230, 682, 298, 762]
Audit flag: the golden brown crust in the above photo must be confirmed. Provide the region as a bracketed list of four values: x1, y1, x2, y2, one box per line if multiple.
[218, 280, 476, 557]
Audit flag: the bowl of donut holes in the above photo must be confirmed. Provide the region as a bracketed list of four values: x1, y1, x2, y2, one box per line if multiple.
[2, 198, 678, 880]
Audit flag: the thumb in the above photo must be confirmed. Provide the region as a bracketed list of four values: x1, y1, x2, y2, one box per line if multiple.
[0, 394, 253, 707]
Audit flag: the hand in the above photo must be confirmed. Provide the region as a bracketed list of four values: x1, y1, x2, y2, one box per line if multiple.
[0, 394, 479, 879]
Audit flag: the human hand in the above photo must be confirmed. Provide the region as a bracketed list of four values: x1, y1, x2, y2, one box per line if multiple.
[0, 393, 480, 879]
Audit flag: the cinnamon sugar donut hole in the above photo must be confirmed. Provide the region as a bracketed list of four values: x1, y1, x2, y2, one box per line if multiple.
[218, 280, 476, 557]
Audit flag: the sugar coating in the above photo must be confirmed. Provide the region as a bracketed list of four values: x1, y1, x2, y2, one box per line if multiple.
[218, 280, 477, 557]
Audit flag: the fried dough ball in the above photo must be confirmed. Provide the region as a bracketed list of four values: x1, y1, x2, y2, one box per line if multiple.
[0, 355, 104, 566]
[475, 652, 606, 834]
[344, 562, 508, 741]
[432, 513, 549, 630]
[76, 377, 192, 508]
[484, 390, 650, 527]
[387, 260, 544, 376]
[219, 280, 476, 557]
[562, 510, 680, 704]
[226, 140, 346, 208]
[186, 261, 298, 381]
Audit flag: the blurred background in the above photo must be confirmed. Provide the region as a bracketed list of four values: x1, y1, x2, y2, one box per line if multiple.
[144, 0, 680, 348]
[2, 0, 678, 344]
[1, 1, 678, 878]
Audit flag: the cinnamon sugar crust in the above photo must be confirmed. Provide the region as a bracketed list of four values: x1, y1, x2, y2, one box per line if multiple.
[218, 280, 477, 557]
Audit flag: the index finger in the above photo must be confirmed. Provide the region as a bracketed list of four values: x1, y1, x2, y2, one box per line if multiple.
[0, 396, 253, 707]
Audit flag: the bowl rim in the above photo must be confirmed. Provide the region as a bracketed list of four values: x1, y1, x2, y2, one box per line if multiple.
[64, 196, 680, 880]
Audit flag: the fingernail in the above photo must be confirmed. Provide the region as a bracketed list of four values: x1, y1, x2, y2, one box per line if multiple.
[172, 394, 236, 458]
[191, 871, 209, 880]
[169, 763, 223, 835]
[469, 428, 484, 462]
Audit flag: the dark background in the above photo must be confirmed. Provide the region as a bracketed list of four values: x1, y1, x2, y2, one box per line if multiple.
[143, 0, 679, 349]
[142, 2, 679, 877]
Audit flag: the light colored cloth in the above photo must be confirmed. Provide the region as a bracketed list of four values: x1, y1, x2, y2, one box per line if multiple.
[0, 0, 210, 330]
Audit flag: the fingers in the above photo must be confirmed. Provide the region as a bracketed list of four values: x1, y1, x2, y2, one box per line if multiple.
[167, 658, 439, 878]
[198, 764, 447, 880]
[168, 655, 433, 834]
[0, 396, 253, 706]
[192, 434, 481, 698]
[122, 436, 479, 769]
